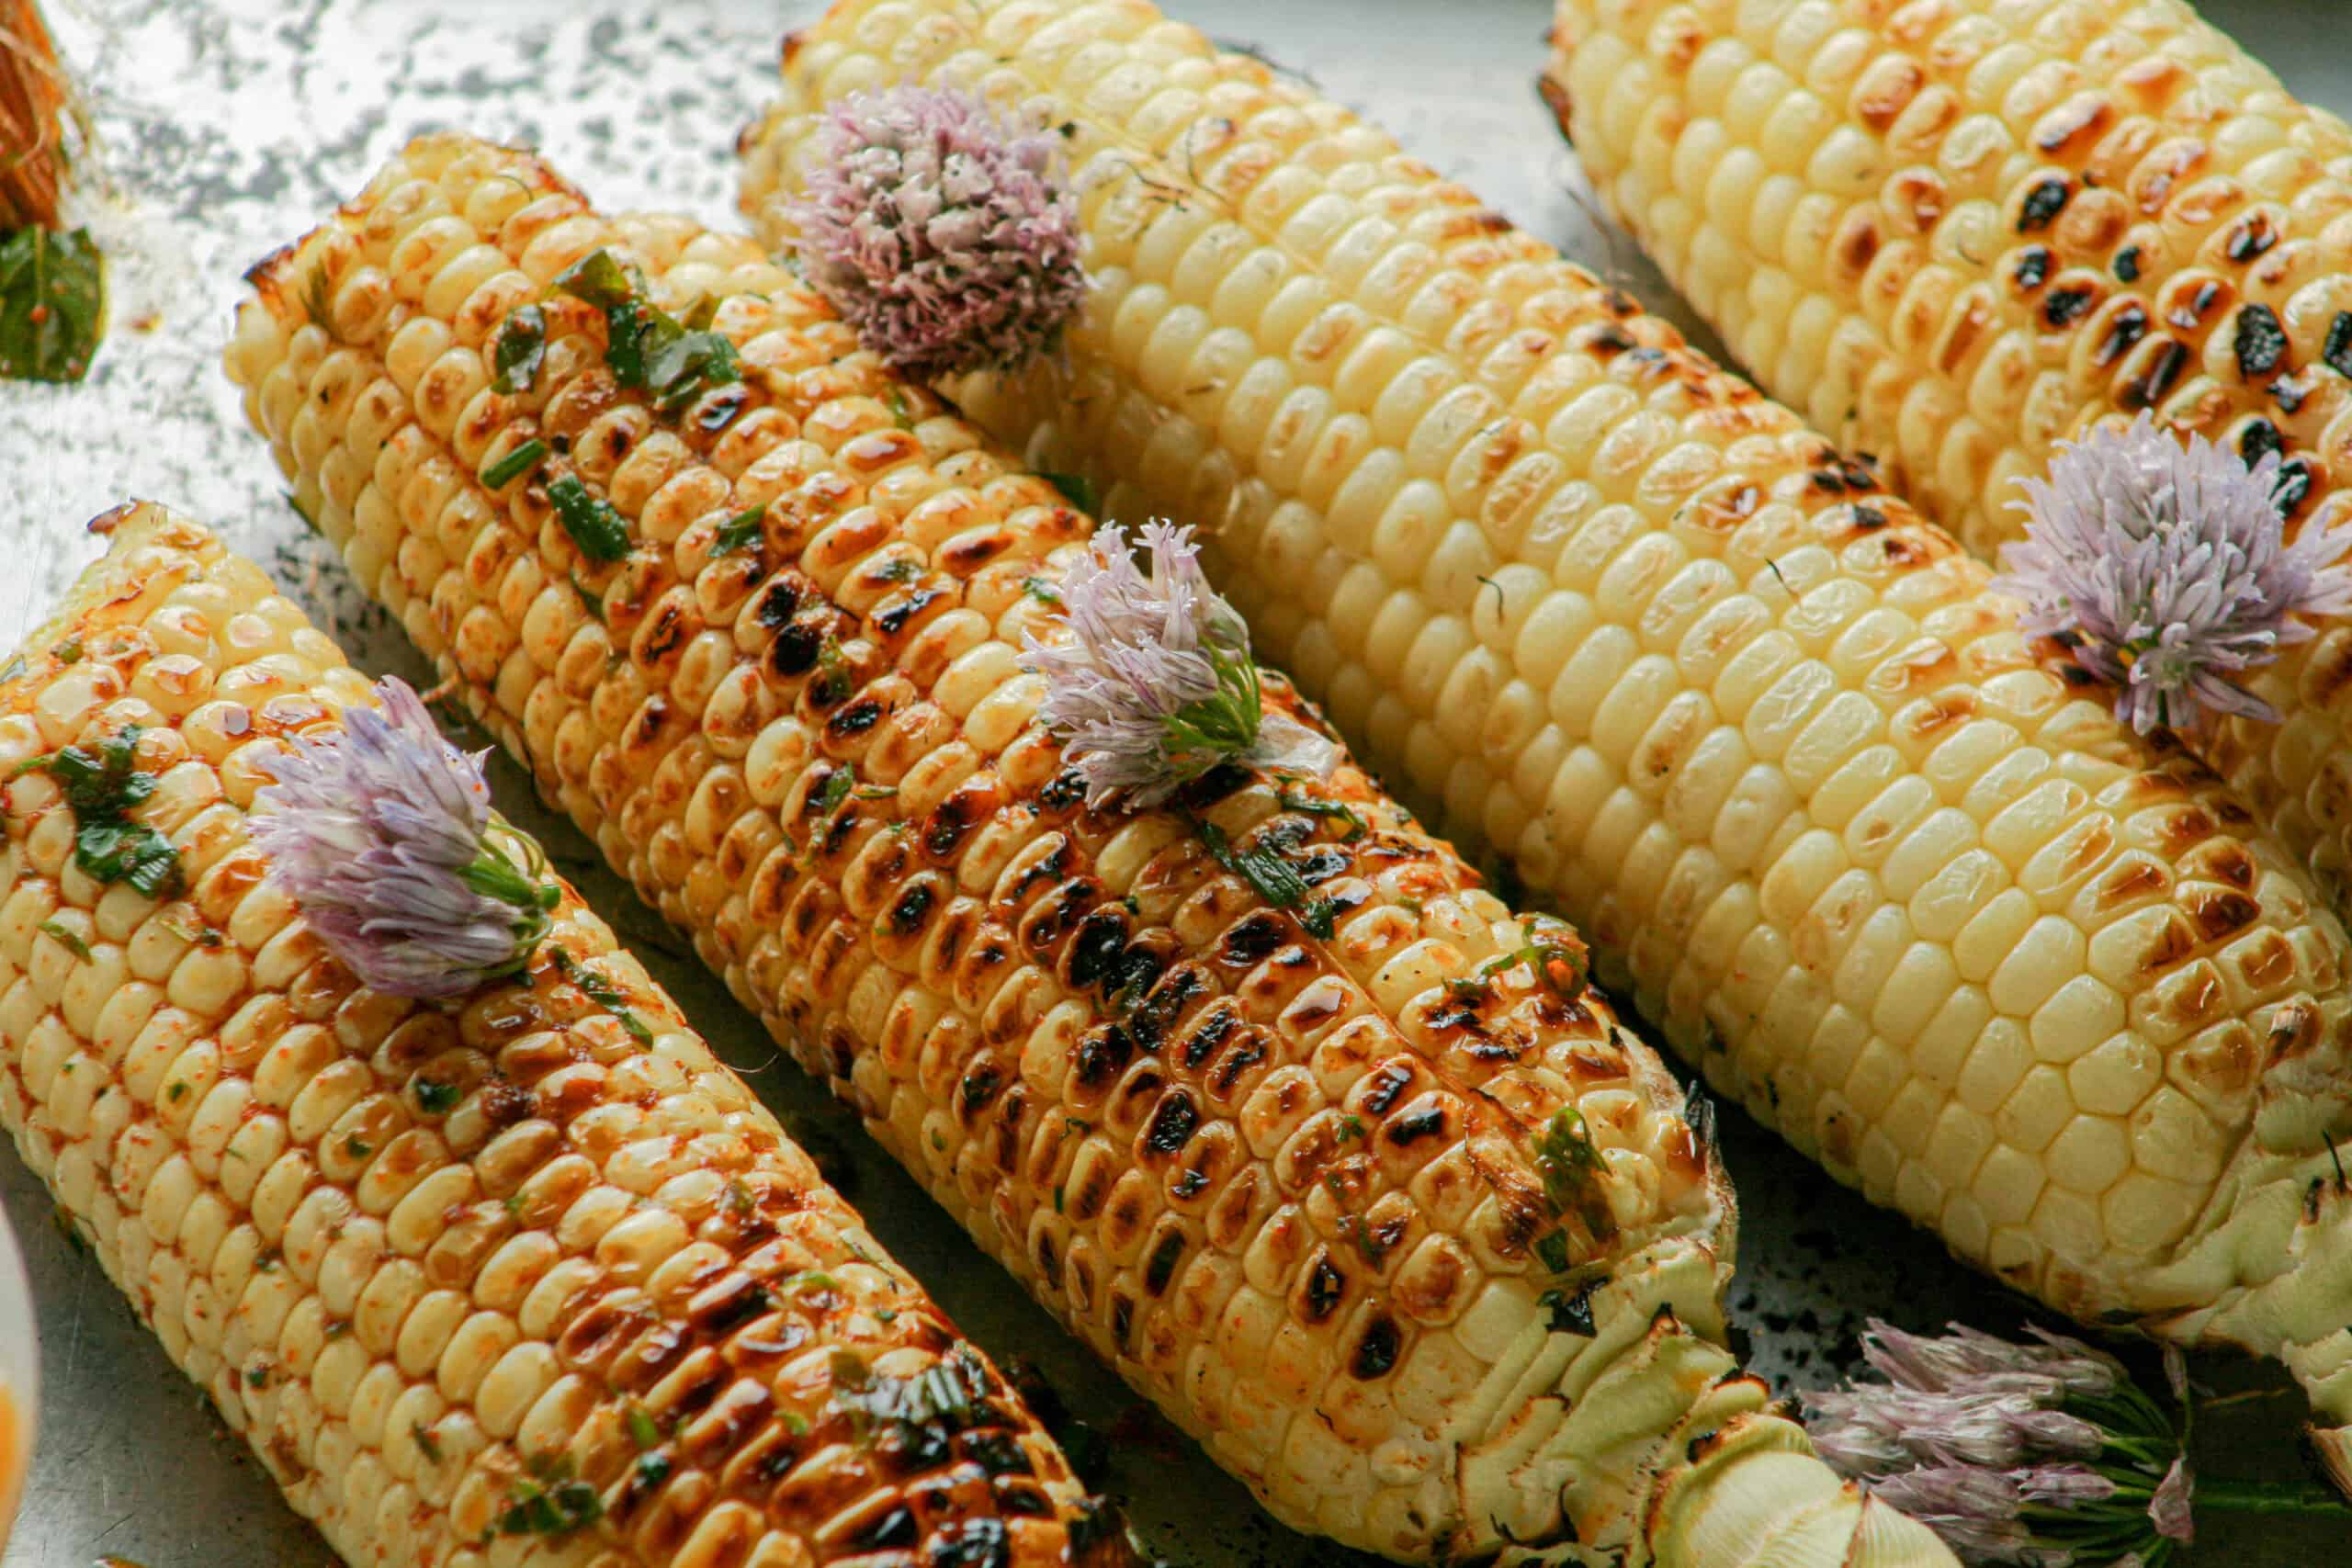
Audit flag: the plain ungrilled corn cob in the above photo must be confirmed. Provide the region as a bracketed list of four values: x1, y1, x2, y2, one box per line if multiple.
[1542, 0, 2352, 908]
[225, 130, 1957, 1566]
[0, 502, 1121, 1568]
[743, 0, 2352, 1475]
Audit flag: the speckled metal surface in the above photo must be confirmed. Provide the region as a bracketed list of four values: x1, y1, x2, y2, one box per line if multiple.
[0, 0, 2341, 1562]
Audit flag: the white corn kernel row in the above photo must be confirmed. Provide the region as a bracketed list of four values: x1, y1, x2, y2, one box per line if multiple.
[0, 503, 1114, 1568]
[742, 0, 2352, 1466]
[1544, 0, 2352, 913]
[226, 131, 1950, 1566]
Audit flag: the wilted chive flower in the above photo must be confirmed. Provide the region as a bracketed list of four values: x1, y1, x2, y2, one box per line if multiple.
[252, 677, 560, 998]
[1022, 522, 1337, 807]
[792, 82, 1089, 379]
[1806, 1320, 2348, 1566]
[1993, 412, 2352, 735]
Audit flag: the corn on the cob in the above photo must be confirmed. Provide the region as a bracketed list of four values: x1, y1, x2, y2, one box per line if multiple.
[1540, 0, 2352, 909]
[0, 502, 1119, 1568]
[742, 0, 2352, 1473]
[224, 130, 1957, 1566]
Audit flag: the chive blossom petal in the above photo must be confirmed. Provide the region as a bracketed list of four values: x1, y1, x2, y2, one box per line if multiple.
[252, 677, 560, 998]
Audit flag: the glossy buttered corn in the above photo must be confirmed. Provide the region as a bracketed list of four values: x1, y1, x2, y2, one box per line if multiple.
[743, 0, 2352, 1461]
[1544, 0, 2352, 908]
[225, 132, 1954, 1566]
[0, 503, 1115, 1568]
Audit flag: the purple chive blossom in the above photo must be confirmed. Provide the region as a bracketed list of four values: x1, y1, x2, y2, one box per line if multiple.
[1804, 1321, 2206, 1566]
[251, 677, 560, 998]
[2148, 1460, 2193, 1545]
[792, 82, 1089, 379]
[1993, 411, 2352, 735]
[1022, 521, 1337, 808]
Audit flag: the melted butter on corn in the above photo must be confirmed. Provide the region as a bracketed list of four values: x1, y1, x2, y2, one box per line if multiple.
[1543, 0, 2352, 912]
[0, 504, 1118, 1568]
[744, 0, 2352, 1468]
[224, 132, 1952, 1565]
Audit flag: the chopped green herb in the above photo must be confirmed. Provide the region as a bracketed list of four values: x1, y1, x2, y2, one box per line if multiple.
[35, 919, 88, 960]
[831, 1344, 995, 1449]
[412, 1423, 442, 1462]
[481, 437, 548, 490]
[1020, 575, 1061, 605]
[876, 557, 921, 583]
[1053, 1184, 1066, 1213]
[624, 1404, 662, 1450]
[1335, 1114, 1365, 1143]
[18, 728, 183, 897]
[167, 1081, 189, 1102]
[1038, 470, 1098, 514]
[643, 325, 741, 414]
[244, 1362, 270, 1389]
[546, 473, 631, 562]
[1196, 819, 1336, 939]
[489, 303, 548, 394]
[495, 1453, 604, 1539]
[1473, 920, 1589, 1004]
[888, 389, 916, 430]
[781, 1410, 811, 1436]
[633, 1452, 672, 1489]
[299, 264, 335, 338]
[710, 503, 766, 558]
[552, 247, 741, 412]
[785, 1270, 842, 1296]
[1, 227, 107, 382]
[550, 945, 655, 1044]
[343, 1134, 373, 1158]
[1534, 1106, 1605, 1222]
[1278, 791, 1367, 841]
[413, 1078, 461, 1114]
[570, 570, 605, 622]
[1532, 1229, 1572, 1274]
[1538, 1285, 1596, 1337]
[812, 635, 854, 703]
[52, 638, 82, 665]
[814, 766, 855, 818]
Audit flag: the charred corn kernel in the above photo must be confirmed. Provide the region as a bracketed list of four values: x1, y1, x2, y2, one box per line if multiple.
[745, 0, 2352, 1471]
[0, 504, 1115, 1568]
[227, 132, 1951, 1567]
[1543, 0, 2352, 910]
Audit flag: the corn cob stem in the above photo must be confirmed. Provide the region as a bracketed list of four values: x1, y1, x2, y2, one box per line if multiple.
[226, 130, 1951, 1566]
[0, 503, 1117, 1568]
[742, 0, 2352, 1484]
[1540, 0, 2352, 921]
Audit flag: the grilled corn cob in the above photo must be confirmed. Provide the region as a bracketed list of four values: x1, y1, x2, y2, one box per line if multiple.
[1542, 0, 2352, 908]
[743, 0, 2352, 1472]
[0, 502, 1117, 1568]
[224, 130, 1956, 1566]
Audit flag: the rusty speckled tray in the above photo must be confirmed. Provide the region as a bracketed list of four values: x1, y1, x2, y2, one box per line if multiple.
[1, 0, 2345, 1562]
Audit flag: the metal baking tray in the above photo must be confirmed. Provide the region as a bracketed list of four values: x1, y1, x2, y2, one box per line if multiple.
[0, 0, 2341, 1561]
